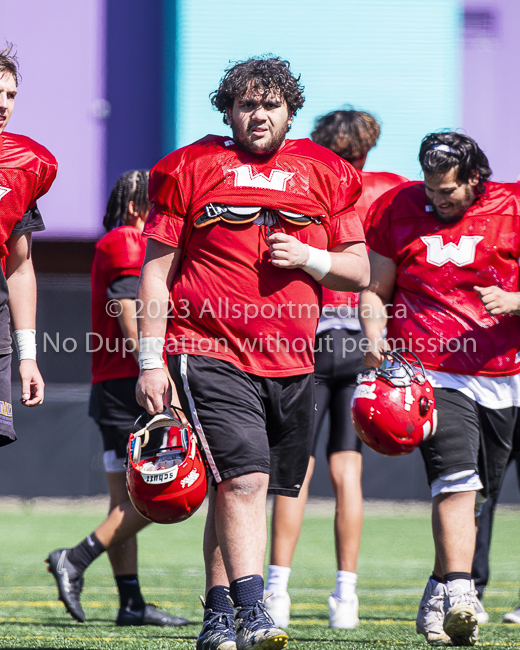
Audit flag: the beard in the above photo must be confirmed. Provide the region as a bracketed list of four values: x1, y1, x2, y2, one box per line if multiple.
[433, 185, 476, 222]
[230, 120, 290, 156]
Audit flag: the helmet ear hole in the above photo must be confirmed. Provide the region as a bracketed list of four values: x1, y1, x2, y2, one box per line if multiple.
[419, 396, 430, 416]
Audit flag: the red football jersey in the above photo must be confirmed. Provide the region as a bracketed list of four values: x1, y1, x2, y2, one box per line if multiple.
[145, 135, 365, 377]
[365, 181, 520, 377]
[322, 170, 407, 309]
[91, 226, 146, 384]
[0, 132, 57, 259]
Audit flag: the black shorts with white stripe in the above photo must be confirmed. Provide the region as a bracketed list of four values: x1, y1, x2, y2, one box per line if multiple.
[420, 387, 517, 500]
[167, 353, 315, 497]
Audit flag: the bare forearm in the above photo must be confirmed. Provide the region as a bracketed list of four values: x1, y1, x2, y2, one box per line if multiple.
[359, 290, 388, 339]
[137, 273, 170, 339]
[7, 265, 37, 330]
[117, 299, 139, 363]
[319, 248, 370, 292]
[136, 239, 181, 342]
[135, 240, 182, 414]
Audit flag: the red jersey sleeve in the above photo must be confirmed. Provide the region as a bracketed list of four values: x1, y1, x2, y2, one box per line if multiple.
[364, 188, 398, 261]
[143, 152, 190, 249]
[328, 209, 365, 248]
[327, 161, 364, 248]
[99, 228, 146, 286]
[30, 143, 58, 208]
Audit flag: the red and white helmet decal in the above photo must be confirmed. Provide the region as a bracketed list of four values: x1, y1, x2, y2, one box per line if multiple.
[351, 349, 437, 457]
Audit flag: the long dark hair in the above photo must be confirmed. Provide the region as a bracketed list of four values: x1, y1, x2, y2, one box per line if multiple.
[103, 170, 150, 232]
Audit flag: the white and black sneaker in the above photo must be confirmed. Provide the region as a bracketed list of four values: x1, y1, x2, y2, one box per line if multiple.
[45, 548, 85, 622]
[443, 579, 479, 646]
[117, 602, 189, 627]
[197, 597, 236, 650]
[234, 599, 288, 650]
[416, 577, 452, 645]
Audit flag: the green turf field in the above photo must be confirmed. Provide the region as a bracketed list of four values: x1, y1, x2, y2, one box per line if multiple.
[0, 498, 519, 649]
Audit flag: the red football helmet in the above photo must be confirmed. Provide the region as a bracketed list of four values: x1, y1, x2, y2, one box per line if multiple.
[126, 408, 207, 524]
[351, 349, 437, 456]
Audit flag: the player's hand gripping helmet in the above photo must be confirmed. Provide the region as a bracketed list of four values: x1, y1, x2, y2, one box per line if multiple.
[126, 408, 207, 524]
[351, 349, 437, 456]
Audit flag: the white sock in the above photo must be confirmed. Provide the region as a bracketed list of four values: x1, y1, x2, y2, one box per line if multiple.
[334, 571, 357, 600]
[266, 565, 291, 595]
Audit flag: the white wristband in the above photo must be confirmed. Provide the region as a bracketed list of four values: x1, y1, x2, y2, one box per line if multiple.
[138, 336, 165, 370]
[303, 245, 332, 281]
[13, 329, 37, 361]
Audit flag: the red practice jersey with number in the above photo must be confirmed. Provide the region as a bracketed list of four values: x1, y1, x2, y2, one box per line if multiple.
[365, 181, 520, 377]
[145, 135, 365, 376]
[322, 170, 407, 309]
[91, 226, 146, 384]
[0, 132, 57, 259]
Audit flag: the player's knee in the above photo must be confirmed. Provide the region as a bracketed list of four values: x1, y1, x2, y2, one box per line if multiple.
[329, 452, 362, 486]
[220, 472, 268, 498]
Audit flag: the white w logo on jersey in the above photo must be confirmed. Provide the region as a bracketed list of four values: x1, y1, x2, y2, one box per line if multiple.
[421, 235, 484, 267]
[0, 187, 11, 202]
[232, 165, 294, 191]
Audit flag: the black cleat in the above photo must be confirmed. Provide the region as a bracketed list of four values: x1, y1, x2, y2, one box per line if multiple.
[45, 548, 85, 622]
[116, 602, 189, 627]
[197, 598, 236, 650]
[235, 599, 288, 650]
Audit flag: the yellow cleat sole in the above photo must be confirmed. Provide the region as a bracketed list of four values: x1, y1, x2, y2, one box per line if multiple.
[444, 605, 478, 646]
[252, 633, 289, 649]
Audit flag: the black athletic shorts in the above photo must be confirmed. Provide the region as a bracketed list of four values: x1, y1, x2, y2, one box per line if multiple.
[89, 377, 164, 460]
[168, 354, 315, 497]
[0, 354, 15, 447]
[313, 329, 366, 457]
[420, 388, 517, 500]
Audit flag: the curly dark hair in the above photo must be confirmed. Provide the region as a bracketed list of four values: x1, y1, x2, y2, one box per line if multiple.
[0, 42, 20, 85]
[210, 56, 305, 124]
[419, 132, 492, 196]
[311, 109, 380, 162]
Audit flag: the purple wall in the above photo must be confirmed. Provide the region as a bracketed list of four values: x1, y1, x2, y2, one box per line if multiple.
[463, 1, 520, 182]
[105, 0, 165, 196]
[2, 0, 107, 238]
